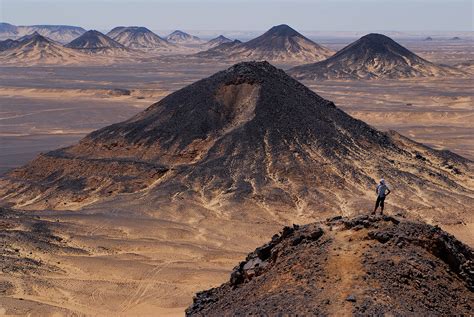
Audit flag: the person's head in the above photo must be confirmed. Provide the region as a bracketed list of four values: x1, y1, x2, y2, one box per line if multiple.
[380, 178, 385, 185]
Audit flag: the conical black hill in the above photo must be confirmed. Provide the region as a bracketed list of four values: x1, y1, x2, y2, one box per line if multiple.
[1, 62, 471, 222]
[289, 33, 462, 79]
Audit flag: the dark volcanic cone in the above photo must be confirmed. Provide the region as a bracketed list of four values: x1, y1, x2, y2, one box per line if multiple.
[187, 215, 474, 316]
[1, 62, 472, 226]
[65, 30, 127, 52]
[197, 24, 333, 63]
[107, 26, 172, 49]
[288, 33, 462, 80]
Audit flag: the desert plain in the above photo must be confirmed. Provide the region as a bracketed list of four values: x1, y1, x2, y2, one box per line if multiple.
[0, 37, 472, 315]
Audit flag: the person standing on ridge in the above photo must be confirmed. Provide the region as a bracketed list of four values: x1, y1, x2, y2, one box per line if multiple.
[373, 178, 391, 215]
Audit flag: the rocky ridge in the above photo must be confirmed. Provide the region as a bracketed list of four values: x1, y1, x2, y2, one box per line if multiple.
[0, 23, 85, 43]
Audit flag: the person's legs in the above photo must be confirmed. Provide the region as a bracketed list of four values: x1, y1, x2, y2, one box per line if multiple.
[380, 197, 385, 214]
[373, 197, 381, 214]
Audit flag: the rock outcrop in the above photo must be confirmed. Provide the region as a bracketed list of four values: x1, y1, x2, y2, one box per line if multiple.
[187, 215, 474, 316]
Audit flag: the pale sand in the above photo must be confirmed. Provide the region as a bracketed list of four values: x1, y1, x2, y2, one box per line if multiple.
[1, 209, 283, 316]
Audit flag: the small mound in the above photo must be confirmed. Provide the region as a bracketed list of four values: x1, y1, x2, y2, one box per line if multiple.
[187, 215, 473, 316]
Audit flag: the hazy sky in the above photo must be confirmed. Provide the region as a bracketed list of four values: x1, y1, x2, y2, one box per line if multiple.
[1, 0, 472, 31]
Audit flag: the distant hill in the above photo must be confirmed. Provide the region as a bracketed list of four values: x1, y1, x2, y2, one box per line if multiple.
[0, 32, 88, 65]
[0, 38, 18, 51]
[0, 22, 18, 36]
[166, 30, 203, 44]
[107, 26, 173, 50]
[196, 24, 333, 63]
[195, 40, 242, 58]
[187, 215, 474, 316]
[106, 26, 129, 39]
[288, 33, 463, 80]
[204, 35, 233, 48]
[0, 22, 85, 43]
[65, 30, 128, 54]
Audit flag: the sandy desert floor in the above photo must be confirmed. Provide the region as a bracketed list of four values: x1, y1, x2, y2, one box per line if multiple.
[308, 77, 474, 159]
[0, 40, 472, 316]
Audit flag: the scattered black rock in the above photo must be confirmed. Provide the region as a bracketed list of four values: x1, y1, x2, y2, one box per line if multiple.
[0, 207, 87, 274]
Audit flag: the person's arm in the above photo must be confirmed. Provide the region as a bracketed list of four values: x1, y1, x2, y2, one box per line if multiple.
[386, 188, 391, 196]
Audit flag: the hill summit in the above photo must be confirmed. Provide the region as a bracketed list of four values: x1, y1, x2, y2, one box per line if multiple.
[187, 215, 473, 316]
[265, 24, 302, 37]
[0, 62, 472, 228]
[289, 33, 462, 79]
